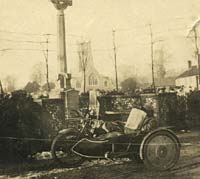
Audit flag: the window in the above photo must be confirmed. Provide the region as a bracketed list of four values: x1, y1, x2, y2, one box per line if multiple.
[89, 74, 98, 86]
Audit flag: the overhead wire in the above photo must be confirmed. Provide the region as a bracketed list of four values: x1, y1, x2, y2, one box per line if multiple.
[0, 48, 56, 52]
[0, 17, 197, 56]
[0, 38, 47, 44]
[0, 29, 83, 39]
[0, 30, 55, 37]
[0, 48, 114, 54]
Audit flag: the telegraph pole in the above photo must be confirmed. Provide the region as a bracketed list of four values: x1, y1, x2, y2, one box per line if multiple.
[45, 36, 50, 92]
[149, 24, 156, 92]
[40, 34, 51, 92]
[193, 26, 200, 90]
[112, 29, 119, 91]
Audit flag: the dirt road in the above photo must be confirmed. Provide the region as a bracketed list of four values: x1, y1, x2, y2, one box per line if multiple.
[0, 131, 199, 179]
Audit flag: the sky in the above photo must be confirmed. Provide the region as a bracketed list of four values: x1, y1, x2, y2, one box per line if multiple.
[0, 0, 200, 88]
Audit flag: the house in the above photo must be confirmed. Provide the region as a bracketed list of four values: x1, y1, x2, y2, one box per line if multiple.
[175, 61, 199, 92]
[71, 41, 114, 93]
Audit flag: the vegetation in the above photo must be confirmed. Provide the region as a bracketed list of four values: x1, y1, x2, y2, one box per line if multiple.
[0, 90, 53, 161]
[187, 91, 200, 128]
[42, 82, 56, 91]
[120, 77, 139, 94]
[24, 81, 40, 93]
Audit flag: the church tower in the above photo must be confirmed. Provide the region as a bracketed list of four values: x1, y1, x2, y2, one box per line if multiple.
[78, 41, 95, 72]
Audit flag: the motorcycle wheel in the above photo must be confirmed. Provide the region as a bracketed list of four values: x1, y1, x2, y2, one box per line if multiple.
[51, 131, 85, 167]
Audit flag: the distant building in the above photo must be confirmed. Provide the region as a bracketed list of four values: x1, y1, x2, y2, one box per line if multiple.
[155, 77, 176, 87]
[71, 41, 114, 93]
[176, 61, 199, 92]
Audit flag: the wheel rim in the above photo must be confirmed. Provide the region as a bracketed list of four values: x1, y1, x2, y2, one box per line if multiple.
[143, 133, 180, 170]
[53, 134, 83, 165]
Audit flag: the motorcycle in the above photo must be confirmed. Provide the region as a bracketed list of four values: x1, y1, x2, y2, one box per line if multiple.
[51, 109, 180, 171]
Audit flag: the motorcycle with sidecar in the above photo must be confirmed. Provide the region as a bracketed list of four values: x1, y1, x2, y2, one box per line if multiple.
[51, 106, 180, 171]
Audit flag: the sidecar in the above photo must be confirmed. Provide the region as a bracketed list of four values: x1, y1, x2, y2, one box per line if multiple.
[71, 127, 180, 171]
[52, 111, 180, 171]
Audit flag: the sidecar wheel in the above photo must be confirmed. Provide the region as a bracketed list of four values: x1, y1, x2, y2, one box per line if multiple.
[141, 130, 180, 171]
[51, 131, 84, 167]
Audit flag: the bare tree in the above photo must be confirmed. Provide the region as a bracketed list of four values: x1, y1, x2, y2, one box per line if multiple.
[154, 47, 170, 79]
[78, 41, 89, 93]
[4, 75, 16, 92]
[120, 77, 139, 94]
[30, 62, 43, 85]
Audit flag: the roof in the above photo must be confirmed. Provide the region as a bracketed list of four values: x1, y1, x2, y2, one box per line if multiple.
[176, 66, 199, 79]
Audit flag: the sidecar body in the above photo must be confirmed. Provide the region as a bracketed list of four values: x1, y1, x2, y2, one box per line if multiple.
[71, 127, 180, 171]
[52, 105, 180, 171]
[71, 107, 180, 171]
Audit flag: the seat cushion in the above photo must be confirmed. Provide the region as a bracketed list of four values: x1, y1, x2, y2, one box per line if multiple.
[125, 108, 147, 130]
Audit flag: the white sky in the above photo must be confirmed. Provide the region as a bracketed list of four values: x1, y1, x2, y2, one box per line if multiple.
[0, 0, 200, 88]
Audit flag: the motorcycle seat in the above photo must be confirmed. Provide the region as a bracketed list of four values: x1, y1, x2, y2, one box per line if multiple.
[96, 131, 123, 141]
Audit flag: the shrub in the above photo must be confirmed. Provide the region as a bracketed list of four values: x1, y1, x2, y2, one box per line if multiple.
[0, 90, 53, 161]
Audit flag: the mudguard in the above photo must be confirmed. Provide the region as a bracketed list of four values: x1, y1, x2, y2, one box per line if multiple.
[139, 127, 180, 160]
[51, 127, 85, 167]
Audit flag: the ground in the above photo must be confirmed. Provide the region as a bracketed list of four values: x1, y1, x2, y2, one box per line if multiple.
[0, 130, 199, 179]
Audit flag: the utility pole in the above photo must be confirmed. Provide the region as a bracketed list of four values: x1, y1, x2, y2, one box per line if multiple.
[149, 24, 156, 92]
[112, 29, 119, 91]
[40, 34, 51, 92]
[45, 35, 50, 92]
[193, 26, 200, 90]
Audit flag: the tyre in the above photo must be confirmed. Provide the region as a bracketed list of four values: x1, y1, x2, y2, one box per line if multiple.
[141, 130, 180, 171]
[51, 130, 85, 167]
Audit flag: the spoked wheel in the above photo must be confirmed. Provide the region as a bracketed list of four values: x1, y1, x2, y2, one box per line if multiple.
[141, 130, 180, 171]
[51, 131, 85, 167]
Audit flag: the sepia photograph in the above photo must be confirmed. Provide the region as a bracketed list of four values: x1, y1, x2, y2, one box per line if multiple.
[0, 0, 199, 178]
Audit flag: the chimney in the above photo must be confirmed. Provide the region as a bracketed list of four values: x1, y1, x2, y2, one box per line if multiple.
[188, 60, 192, 69]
